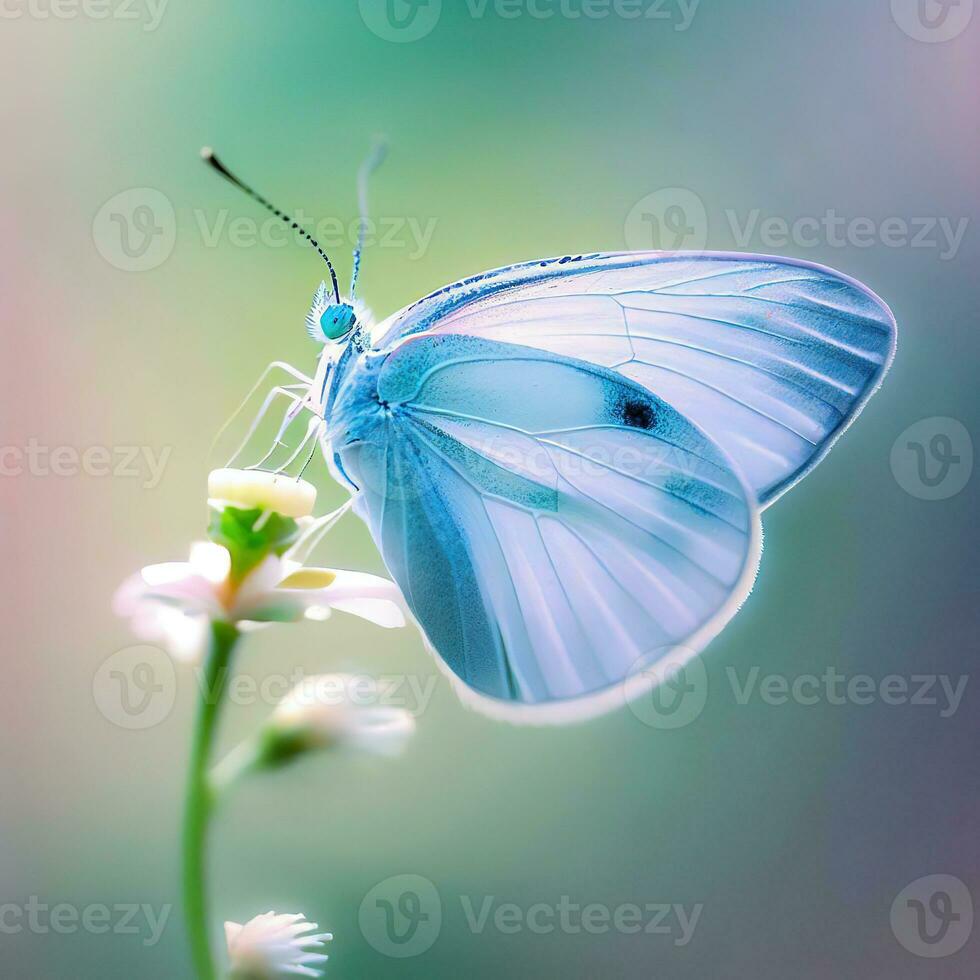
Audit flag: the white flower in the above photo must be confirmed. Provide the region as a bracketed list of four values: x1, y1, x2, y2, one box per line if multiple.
[225, 911, 331, 979]
[114, 542, 405, 663]
[271, 674, 416, 757]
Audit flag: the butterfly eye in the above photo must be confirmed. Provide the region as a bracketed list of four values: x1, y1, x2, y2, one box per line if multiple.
[320, 303, 356, 341]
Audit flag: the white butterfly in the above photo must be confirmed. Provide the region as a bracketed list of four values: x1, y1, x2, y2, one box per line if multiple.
[206, 149, 897, 723]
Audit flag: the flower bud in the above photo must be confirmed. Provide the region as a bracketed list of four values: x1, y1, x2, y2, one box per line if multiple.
[209, 467, 317, 519]
[262, 674, 416, 765]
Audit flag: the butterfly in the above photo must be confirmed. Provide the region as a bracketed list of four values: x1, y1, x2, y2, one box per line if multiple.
[204, 146, 896, 723]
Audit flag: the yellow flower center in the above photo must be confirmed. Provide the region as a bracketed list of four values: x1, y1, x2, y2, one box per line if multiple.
[277, 568, 337, 590]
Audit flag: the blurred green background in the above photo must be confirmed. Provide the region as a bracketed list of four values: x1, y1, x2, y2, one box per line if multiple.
[2, 1, 978, 976]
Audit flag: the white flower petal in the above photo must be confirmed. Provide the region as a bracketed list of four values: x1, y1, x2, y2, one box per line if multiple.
[344, 708, 417, 757]
[226, 911, 331, 979]
[157, 608, 210, 663]
[140, 561, 197, 586]
[113, 562, 222, 628]
[303, 606, 332, 622]
[320, 569, 406, 629]
[189, 541, 232, 584]
[123, 605, 209, 663]
[260, 567, 406, 628]
[327, 597, 405, 629]
[232, 554, 288, 612]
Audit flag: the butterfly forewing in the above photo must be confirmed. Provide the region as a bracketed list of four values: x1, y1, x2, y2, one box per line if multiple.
[375, 251, 896, 506]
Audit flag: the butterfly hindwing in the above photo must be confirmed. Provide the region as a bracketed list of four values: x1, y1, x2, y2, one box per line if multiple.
[332, 334, 761, 718]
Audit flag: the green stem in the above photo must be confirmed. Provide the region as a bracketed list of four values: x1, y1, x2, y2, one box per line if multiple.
[182, 620, 239, 980]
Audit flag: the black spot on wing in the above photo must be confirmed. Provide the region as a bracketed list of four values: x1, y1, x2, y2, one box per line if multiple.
[621, 398, 657, 430]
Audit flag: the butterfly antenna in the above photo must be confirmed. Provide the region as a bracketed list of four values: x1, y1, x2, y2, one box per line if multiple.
[350, 136, 388, 300]
[200, 147, 341, 303]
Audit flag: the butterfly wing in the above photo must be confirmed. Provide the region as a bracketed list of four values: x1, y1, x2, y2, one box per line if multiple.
[374, 251, 897, 506]
[330, 334, 761, 720]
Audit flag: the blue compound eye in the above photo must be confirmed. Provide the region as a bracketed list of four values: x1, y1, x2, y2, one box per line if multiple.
[320, 303, 357, 340]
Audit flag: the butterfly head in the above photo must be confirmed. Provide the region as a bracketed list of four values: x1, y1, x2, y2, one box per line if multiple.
[306, 282, 372, 345]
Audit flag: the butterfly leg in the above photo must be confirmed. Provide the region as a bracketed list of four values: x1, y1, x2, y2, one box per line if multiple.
[226, 385, 307, 468]
[272, 415, 325, 477]
[212, 361, 314, 455]
[246, 392, 315, 471]
[296, 421, 326, 481]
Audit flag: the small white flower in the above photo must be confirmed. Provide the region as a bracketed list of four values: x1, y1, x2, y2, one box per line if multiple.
[114, 543, 405, 663]
[272, 674, 416, 757]
[225, 911, 331, 979]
